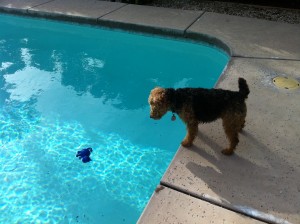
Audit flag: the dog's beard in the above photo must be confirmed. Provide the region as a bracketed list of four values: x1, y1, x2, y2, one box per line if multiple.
[150, 115, 162, 120]
[150, 110, 166, 120]
[150, 113, 163, 120]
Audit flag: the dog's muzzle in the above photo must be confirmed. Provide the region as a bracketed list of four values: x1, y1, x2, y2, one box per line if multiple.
[150, 113, 161, 120]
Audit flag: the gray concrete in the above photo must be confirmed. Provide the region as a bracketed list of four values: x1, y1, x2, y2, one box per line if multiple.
[27, 0, 126, 22]
[138, 186, 265, 224]
[0, 0, 51, 13]
[187, 12, 300, 60]
[100, 4, 202, 34]
[0, 1, 299, 223]
[161, 58, 300, 224]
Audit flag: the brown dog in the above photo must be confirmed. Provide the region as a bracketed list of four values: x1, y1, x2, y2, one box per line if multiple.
[148, 78, 250, 155]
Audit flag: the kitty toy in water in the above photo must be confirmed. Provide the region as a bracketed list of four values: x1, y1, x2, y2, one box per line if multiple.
[76, 147, 93, 163]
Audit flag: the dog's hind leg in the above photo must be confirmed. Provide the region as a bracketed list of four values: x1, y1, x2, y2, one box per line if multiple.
[239, 118, 246, 132]
[239, 104, 247, 132]
[221, 114, 243, 155]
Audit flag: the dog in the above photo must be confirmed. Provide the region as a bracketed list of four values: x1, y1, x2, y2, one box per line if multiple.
[148, 78, 250, 155]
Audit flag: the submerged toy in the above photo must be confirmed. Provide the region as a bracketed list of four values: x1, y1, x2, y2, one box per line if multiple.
[76, 147, 93, 163]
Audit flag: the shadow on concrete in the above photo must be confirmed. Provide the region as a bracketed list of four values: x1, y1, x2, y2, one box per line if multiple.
[186, 130, 300, 217]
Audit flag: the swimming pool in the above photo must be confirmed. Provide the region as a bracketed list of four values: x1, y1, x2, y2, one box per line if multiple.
[0, 13, 228, 223]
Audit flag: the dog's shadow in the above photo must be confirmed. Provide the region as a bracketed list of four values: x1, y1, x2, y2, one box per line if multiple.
[186, 130, 300, 216]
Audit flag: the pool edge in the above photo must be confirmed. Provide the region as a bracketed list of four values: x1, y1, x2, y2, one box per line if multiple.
[0, 3, 233, 58]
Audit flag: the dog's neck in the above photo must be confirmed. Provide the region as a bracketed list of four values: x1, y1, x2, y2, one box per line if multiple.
[166, 88, 177, 113]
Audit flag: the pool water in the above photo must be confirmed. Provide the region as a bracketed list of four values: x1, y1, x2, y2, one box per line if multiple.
[0, 14, 228, 223]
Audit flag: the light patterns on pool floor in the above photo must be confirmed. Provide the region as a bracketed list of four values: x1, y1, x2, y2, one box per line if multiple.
[0, 101, 172, 223]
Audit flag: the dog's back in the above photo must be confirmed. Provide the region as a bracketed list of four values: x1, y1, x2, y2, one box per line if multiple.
[173, 78, 249, 123]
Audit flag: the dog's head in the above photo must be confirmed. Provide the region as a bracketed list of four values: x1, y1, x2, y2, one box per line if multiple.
[148, 87, 169, 120]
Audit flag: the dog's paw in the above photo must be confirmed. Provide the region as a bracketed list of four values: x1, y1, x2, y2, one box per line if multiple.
[221, 149, 234, 156]
[181, 140, 193, 147]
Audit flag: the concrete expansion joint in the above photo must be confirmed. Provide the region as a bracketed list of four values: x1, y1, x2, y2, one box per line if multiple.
[96, 3, 128, 20]
[26, 0, 55, 12]
[183, 11, 205, 36]
[160, 181, 274, 224]
[232, 55, 300, 62]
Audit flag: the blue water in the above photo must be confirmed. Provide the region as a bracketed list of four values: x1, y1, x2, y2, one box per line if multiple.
[0, 14, 228, 223]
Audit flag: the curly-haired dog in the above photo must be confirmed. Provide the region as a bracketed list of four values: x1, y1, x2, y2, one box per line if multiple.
[148, 78, 250, 155]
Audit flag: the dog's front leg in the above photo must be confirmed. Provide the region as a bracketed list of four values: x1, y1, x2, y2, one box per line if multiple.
[181, 122, 198, 147]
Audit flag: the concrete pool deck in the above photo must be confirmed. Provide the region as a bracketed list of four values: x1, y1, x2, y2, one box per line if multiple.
[0, 0, 299, 223]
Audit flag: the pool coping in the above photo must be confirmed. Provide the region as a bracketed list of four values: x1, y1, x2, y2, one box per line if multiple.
[0, 0, 233, 57]
[1, 1, 299, 224]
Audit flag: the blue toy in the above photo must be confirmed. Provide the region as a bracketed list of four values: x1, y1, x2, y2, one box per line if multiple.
[76, 147, 93, 163]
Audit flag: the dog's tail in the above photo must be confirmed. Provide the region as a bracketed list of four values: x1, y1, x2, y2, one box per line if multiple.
[238, 78, 250, 99]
